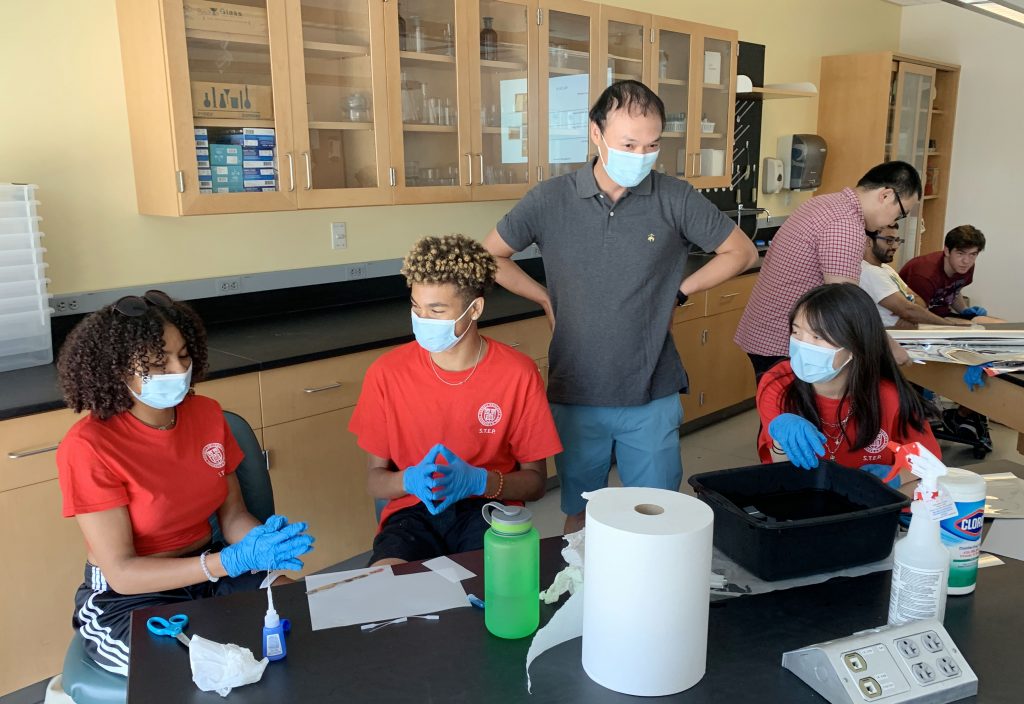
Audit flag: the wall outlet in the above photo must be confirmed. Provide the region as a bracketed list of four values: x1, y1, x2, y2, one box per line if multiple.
[331, 222, 347, 250]
[53, 297, 80, 314]
[215, 277, 241, 294]
[347, 263, 368, 280]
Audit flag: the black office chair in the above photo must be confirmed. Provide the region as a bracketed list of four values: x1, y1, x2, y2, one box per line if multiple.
[58, 411, 272, 704]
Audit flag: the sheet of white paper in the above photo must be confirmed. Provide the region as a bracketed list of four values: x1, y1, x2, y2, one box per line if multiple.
[422, 556, 476, 582]
[978, 553, 1005, 569]
[982, 472, 1024, 518]
[981, 518, 1024, 561]
[525, 588, 584, 693]
[307, 569, 468, 631]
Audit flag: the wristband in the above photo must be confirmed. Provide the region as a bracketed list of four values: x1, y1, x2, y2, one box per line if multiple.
[200, 549, 219, 582]
[676, 290, 689, 306]
[483, 470, 505, 500]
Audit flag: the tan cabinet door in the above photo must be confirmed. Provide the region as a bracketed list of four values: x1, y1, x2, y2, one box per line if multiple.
[0, 408, 80, 492]
[673, 317, 710, 423]
[195, 373, 263, 429]
[698, 308, 755, 416]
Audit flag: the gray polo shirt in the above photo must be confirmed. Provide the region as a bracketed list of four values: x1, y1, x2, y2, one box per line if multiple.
[497, 160, 734, 406]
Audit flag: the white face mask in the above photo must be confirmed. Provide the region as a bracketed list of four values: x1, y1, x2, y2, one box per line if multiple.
[599, 132, 659, 188]
[128, 363, 193, 410]
[410, 300, 477, 353]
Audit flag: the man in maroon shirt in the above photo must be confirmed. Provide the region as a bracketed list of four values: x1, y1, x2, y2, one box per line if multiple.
[899, 225, 999, 320]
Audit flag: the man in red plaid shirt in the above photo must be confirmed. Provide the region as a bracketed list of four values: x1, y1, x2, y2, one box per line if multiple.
[735, 161, 921, 381]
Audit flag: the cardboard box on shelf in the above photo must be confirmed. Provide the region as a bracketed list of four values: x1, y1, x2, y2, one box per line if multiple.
[703, 51, 722, 85]
[183, 1, 268, 38]
[192, 81, 273, 120]
[210, 144, 243, 166]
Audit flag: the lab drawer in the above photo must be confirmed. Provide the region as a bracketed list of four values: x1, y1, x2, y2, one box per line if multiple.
[195, 372, 263, 429]
[705, 273, 757, 316]
[483, 316, 552, 360]
[672, 291, 707, 323]
[0, 407, 80, 492]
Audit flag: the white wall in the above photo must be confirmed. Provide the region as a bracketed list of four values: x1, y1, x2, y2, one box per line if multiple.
[900, 3, 1022, 320]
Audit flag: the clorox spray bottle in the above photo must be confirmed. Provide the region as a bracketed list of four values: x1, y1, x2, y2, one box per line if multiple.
[886, 441, 955, 625]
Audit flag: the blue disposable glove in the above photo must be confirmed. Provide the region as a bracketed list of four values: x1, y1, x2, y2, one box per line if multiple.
[219, 515, 315, 577]
[963, 363, 992, 391]
[403, 444, 446, 509]
[860, 463, 901, 489]
[961, 306, 987, 319]
[433, 445, 489, 514]
[768, 413, 826, 470]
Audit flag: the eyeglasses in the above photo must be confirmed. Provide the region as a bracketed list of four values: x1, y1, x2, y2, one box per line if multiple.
[892, 189, 908, 222]
[871, 233, 905, 247]
[113, 289, 175, 317]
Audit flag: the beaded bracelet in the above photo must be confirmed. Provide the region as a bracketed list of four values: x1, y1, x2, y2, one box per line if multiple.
[483, 470, 504, 500]
[200, 549, 220, 582]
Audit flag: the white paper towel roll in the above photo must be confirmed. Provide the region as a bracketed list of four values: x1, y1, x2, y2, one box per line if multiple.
[582, 487, 714, 696]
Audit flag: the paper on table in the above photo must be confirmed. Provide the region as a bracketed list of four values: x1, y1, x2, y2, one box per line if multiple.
[307, 569, 469, 631]
[526, 588, 584, 693]
[983, 472, 1024, 518]
[422, 556, 476, 582]
[981, 518, 1024, 561]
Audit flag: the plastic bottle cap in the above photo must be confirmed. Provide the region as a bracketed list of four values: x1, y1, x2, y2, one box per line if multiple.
[482, 501, 533, 535]
[265, 609, 280, 628]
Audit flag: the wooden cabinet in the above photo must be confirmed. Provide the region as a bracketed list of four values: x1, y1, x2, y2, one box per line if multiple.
[672, 273, 757, 424]
[195, 372, 264, 429]
[817, 52, 960, 258]
[0, 407, 78, 491]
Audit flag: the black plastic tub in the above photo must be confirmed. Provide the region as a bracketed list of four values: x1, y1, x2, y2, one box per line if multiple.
[688, 461, 910, 581]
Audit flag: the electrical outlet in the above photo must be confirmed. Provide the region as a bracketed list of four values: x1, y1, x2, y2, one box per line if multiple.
[936, 657, 960, 677]
[921, 632, 943, 653]
[215, 277, 241, 294]
[331, 222, 348, 250]
[911, 662, 936, 684]
[347, 263, 368, 280]
[53, 297, 79, 314]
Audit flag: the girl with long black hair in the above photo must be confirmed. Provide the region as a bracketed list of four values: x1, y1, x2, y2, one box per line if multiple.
[756, 283, 940, 484]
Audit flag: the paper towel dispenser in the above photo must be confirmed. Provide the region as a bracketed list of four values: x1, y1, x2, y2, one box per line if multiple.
[777, 134, 827, 191]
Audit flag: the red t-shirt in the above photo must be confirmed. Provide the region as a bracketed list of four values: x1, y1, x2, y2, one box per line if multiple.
[348, 338, 563, 527]
[57, 394, 243, 556]
[898, 250, 973, 317]
[756, 361, 940, 468]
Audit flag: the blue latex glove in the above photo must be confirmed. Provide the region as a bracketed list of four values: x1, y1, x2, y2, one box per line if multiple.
[402, 444, 446, 509]
[964, 363, 992, 391]
[219, 515, 315, 577]
[961, 306, 987, 319]
[433, 445, 489, 514]
[768, 413, 826, 470]
[860, 463, 901, 489]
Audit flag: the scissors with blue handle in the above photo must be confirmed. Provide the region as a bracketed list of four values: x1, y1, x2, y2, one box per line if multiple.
[146, 614, 190, 647]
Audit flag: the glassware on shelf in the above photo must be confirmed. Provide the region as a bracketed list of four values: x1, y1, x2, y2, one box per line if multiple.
[398, 3, 407, 52]
[442, 97, 456, 126]
[551, 44, 568, 68]
[345, 93, 370, 122]
[409, 15, 424, 53]
[401, 72, 423, 123]
[480, 17, 498, 61]
[443, 23, 454, 57]
[659, 50, 669, 79]
[427, 97, 443, 125]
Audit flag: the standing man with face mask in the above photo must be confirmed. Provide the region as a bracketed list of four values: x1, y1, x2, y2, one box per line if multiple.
[483, 81, 757, 534]
[349, 235, 562, 566]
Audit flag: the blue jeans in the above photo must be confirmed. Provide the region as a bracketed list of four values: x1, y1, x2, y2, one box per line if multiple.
[551, 393, 684, 515]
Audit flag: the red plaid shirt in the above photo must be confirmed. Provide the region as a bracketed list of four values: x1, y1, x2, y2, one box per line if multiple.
[735, 188, 866, 356]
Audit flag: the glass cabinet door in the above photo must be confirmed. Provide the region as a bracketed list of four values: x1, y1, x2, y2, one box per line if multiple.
[388, 0, 470, 202]
[652, 19, 693, 179]
[600, 8, 649, 87]
[173, 0, 296, 213]
[691, 29, 736, 188]
[540, 0, 597, 180]
[287, 0, 393, 207]
[889, 62, 935, 263]
[471, 0, 532, 194]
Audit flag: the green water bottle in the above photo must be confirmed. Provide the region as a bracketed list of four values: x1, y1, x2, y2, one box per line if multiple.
[482, 502, 539, 639]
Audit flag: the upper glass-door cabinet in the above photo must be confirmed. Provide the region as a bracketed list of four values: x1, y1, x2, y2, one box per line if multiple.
[651, 18, 694, 180]
[599, 7, 650, 87]
[165, 0, 298, 214]
[285, 0, 394, 207]
[689, 26, 737, 189]
[888, 62, 934, 264]
[538, 0, 599, 181]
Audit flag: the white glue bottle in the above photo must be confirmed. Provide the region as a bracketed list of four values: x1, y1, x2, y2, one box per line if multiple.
[938, 468, 986, 595]
[887, 441, 950, 626]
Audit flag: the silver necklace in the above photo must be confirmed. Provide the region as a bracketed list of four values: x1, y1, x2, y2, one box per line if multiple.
[132, 407, 177, 430]
[821, 406, 853, 460]
[429, 339, 484, 387]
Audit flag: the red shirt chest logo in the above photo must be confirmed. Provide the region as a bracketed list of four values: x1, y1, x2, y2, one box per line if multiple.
[477, 402, 503, 427]
[202, 442, 226, 475]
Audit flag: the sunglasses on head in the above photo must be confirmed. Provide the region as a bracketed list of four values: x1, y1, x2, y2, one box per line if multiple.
[113, 290, 175, 317]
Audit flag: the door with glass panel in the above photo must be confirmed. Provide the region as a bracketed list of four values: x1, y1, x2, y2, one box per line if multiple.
[286, 0, 394, 207]
[688, 25, 736, 189]
[599, 7, 651, 88]
[385, 0, 471, 203]
[652, 18, 695, 180]
[166, 0, 297, 214]
[465, 0, 535, 198]
[888, 62, 935, 263]
[538, 0, 598, 181]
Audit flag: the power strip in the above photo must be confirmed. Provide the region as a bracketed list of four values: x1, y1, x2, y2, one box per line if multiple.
[782, 620, 977, 703]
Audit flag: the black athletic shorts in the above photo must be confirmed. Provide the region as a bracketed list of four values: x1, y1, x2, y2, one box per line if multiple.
[369, 498, 499, 565]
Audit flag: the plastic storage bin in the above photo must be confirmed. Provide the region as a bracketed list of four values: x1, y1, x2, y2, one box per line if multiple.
[0, 183, 52, 372]
[688, 461, 909, 581]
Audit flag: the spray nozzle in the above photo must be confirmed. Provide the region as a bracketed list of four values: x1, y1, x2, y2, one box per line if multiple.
[887, 441, 947, 499]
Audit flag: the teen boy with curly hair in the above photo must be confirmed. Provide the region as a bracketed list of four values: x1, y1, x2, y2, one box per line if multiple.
[349, 235, 562, 565]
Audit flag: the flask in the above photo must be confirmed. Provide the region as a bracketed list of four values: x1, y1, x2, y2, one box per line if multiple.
[480, 17, 498, 61]
[397, 3, 407, 52]
[937, 468, 985, 595]
[482, 502, 539, 639]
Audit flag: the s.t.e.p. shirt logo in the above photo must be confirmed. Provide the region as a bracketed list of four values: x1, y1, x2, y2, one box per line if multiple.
[477, 403, 503, 434]
[202, 442, 227, 476]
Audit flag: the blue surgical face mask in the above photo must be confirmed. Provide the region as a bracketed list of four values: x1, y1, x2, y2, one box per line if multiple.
[411, 300, 478, 353]
[128, 363, 193, 410]
[599, 132, 659, 188]
[789, 337, 851, 384]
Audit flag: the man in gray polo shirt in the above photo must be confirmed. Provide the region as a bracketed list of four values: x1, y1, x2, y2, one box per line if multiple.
[483, 80, 757, 532]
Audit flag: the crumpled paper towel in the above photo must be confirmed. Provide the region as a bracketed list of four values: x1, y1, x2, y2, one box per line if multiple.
[189, 634, 269, 697]
[539, 528, 585, 604]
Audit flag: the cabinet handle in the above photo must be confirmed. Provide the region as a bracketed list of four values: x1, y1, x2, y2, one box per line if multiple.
[699, 391, 705, 406]
[696, 153, 702, 177]
[7, 444, 59, 460]
[389, 167, 397, 187]
[508, 342, 522, 348]
[465, 153, 473, 186]
[175, 170, 185, 193]
[719, 292, 740, 300]
[284, 153, 294, 192]
[477, 153, 484, 184]
[302, 152, 312, 190]
[537, 165, 544, 182]
[263, 449, 271, 472]
[679, 301, 695, 309]
[700, 329, 708, 345]
[303, 382, 342, 394]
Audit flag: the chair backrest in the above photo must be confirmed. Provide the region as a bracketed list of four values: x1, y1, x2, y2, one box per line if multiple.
[210, 411, 275, 544]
